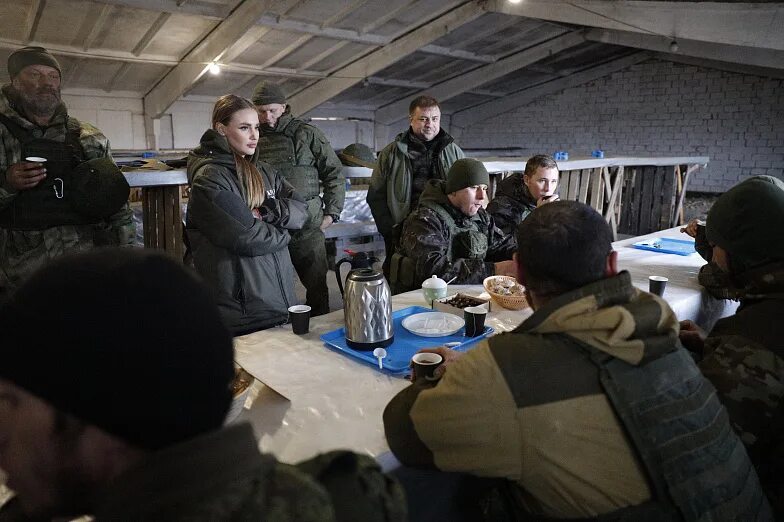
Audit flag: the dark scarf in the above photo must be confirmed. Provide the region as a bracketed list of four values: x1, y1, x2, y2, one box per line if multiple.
[405, 128, 451, 207]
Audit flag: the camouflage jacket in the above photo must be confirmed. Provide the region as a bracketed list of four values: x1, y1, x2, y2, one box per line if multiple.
[698, 261, 784, 491]
[0, 85, 134, 290]
[92, 423, 336, 521]
[486, 172, 537, 236]
[394, 179, 515, 291]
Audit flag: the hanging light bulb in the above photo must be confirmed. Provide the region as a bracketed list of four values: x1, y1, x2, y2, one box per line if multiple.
[508, 0, 523, 4]
[208, 62, 221, 75]
[669, 41, 679, 53]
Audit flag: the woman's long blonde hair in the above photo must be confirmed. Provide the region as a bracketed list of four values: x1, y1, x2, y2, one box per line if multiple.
[212, 94, 265, 209]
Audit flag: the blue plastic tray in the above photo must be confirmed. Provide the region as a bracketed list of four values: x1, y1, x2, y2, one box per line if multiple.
[321, 305, 493, 376]
[631, 237, 696, 256]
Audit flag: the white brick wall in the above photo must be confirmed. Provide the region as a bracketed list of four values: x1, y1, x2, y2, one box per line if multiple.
[454, 59, 784, 193]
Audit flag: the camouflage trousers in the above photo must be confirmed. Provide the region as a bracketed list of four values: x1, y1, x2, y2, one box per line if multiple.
[289, 225, 330, 316]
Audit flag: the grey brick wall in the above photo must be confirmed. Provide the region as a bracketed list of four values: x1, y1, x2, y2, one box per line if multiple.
[454, 59, 784, 193]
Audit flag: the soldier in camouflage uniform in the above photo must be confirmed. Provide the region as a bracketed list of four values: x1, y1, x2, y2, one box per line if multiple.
[0, 47, 134, 296]
[0, 249, 405, 522]
[252, 82, 345, 316]
[678, 175, 784, 516]
[389, 158, 517, 293]
[486, 154, 560, 236]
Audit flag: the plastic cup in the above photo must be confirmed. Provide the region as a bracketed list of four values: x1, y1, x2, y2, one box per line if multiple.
[464, 306, 487, 337]
[411, 352, 444, 382]
[288, 305, 311, 334]
[648, 276, 668, 297]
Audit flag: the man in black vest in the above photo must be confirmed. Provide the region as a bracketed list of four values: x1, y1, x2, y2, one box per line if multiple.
[385, 201, 772, 520]
[252, 82, 345, 316]
[0, 46, 134, 296]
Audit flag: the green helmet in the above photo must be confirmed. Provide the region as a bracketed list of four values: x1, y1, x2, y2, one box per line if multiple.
[338, 143, 377, 168]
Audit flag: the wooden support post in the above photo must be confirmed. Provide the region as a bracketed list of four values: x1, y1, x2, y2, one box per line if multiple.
[141, 185, 183, 261]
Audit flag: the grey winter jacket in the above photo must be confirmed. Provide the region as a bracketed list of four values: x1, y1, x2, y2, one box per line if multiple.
[186, 129, 307, 335]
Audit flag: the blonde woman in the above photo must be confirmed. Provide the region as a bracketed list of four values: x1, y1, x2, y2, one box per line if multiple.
[186, 95, 306, 335]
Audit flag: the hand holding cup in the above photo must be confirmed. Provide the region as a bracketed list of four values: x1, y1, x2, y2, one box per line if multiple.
[7, 158, 47, 190]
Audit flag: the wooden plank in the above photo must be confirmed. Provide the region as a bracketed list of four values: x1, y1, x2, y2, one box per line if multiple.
[619, 167, 637, 235]
[559, 169, 572, 200]
[567, 169, 580, 202]
[661, 163, 678, 227]
[651, 165, 666, 231]
[578, 168, 590, 204]
[142, 187, 152, 248]
[638, 166, 656, 234]
[589, 167, 604, 213]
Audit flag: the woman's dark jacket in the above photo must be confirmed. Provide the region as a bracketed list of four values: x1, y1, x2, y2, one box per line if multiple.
[186, 129, 307, 335]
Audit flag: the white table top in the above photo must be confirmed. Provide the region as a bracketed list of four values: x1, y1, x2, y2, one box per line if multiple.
[234, 227, 736, 463]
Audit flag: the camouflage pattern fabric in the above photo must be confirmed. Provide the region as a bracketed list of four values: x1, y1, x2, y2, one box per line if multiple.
[88, 423, 338, 522]
[0, 85, 134, 290]
[486, 172, 537, 236]
[698, 260, 784, 517]
[395, 179, 515, 291]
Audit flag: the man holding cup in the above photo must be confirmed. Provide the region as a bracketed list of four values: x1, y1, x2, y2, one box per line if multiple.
[0, 47, 134, 296]
[384, 201, 770, 520]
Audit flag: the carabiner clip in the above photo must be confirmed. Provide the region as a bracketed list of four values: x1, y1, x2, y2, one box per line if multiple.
[53, 177, 64, 199]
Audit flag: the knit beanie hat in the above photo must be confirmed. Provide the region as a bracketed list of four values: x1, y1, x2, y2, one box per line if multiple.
[252, 81, 286, 106]
[0, 248, 235, 450]
[338, 143, 377, 168]
[445, 158, 489, 193]
[8, 46, 61, 79]
[706, 175, 784, 272]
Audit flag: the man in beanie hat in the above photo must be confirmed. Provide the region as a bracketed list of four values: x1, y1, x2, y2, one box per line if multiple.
[385, 201, 771, 520]
[678, 175, 784, 516]
[0, 46, 134, 297]
[389, 158, 516, 293]
[251, 80, 345, 316]
[367, 95, 464, 279]
[0, 248, 405, 521]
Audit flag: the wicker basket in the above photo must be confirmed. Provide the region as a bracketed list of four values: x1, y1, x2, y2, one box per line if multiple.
[483, 276, 529, 310]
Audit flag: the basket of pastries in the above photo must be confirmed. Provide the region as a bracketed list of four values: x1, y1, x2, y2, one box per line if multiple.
[483, 275, 528, 310]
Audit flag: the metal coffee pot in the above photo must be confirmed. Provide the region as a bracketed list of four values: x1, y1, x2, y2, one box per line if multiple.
[343, 268, 394, 350]
[335, 250, 380, 297]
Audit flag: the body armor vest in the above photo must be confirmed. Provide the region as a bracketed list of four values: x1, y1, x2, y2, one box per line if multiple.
[391, 201, 488, 292]
[573, 338, 772, 521]
[257, 121, 320, 200]
[0, 114, 96, 230]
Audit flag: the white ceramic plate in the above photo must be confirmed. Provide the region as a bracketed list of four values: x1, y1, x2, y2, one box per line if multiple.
[401, 312, 465, 337]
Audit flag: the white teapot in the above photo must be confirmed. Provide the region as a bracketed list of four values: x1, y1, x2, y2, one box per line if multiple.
[422, 275, 448, 307]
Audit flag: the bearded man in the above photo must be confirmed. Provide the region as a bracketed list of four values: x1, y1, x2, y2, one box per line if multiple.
[0, 46, 134, 296]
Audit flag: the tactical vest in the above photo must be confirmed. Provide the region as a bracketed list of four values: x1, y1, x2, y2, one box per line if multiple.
[256, 120, 320, 200]
[390, 201, 488, 292]
[573, 338, 772, 521]
[0, 113, 96, 230]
